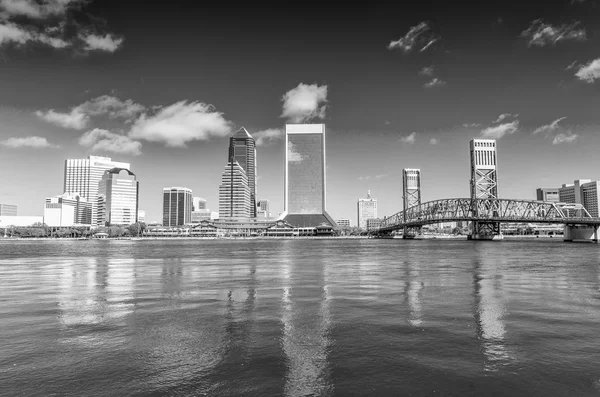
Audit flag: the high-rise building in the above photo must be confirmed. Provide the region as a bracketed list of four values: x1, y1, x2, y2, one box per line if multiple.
[193, 197, 207, 211]
[218, 161, 251, 218]
[557, 179, 600, 217]
[403, 169, 421, 210]
[64, 156, 130, 226]
[228, 127, 257, 217]
[44, 193, 92, 227]
[0, 204, 17, 216]
[469, 139, 498, 199]
[336, 218, 351, 228]
[357, 190, 377, 229]
[162, 187, 193, 227]
[257, 199, 270, 218]
[559, 180, 590, 205]
[366, 218, 383, 231]
[97, 168, 139, 226]
[283, 124, 336, 228]
[536, 188, 560, 202]
[137, 210, 146, 223]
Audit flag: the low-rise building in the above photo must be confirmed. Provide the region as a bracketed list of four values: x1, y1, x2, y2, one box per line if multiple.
[44, 193, 92, 227]
[336, 218, 351, 228]
[0, 204, 17, 216]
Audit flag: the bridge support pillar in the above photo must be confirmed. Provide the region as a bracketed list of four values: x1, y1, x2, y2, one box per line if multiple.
[468, 221, 503, 241]
[564, 225, 599, 242]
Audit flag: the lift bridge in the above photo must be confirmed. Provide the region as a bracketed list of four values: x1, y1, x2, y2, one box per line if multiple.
[374, 139, 600, 242]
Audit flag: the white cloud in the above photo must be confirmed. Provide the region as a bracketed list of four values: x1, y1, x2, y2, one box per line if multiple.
[0, 0, 83, 19]
[281, 83, 328, 123]
[533, 117, 567, 135]
[553, 132, 578, 144]
[424, 78, 446, 88]
[79, 128, 142, 156]
[565, 60, 579, 70]
[253, 128, 283, 146]
[287, 141, 304, 163]
[79, 33, 124, 53]
[35, 108, 89, 129]
[128, 101, 232, 147]
[388, 22, 439, 53]
[521, 19, 586, 47]
[494, 113, 518, 123]
[575, 58, 600, 83]
[0, 21, 68, 48]
[419, 66, 434, 76]
[358, 174, 388, 181]
[463, 123, 482, 128]
[0, 136, 58, 148]
[429, 138, 438, 145]
[400, 132, 417, 144]
[480, 121, 519, 139]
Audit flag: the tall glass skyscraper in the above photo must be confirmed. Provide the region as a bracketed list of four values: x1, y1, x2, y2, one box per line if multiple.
[228, 127, 257, 217]
[218, 160, 251, 218]
[162, 187, 193, 227]
[97, 168, 139, 226]
[283, 124, 336, 228]
[64, 155, 130, 227]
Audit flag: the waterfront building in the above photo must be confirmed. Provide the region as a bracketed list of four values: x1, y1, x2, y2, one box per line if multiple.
[228, 127, 257, 217]
[0, 204, 17, 216]
[137, 210, 146, 223]
[336, 218, 351, 228]
[581, 181, 600, 217]
[64, 155, 130, 226]
[559, 180, 590, 205]
[536, 188, 560, 202]
[282, 124, 336, 228]
[257, 199, 270, 218]
[218, 161, 251, 218]
[44, 193, 92, 227]
[358, 191, 377, 229]
[366, 218, 383, 231]
[97, 168, 139, 226]
[191, 209, 212, 223]
[0, 216, 43, 228]
[193, 197, 207, 211]
[162, 187, 193, 227]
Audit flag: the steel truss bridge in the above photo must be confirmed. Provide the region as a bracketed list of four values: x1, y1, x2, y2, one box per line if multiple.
[376, 198, 600, 234]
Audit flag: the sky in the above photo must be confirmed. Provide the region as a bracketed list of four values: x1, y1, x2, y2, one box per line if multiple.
[1, 0, 600, 225]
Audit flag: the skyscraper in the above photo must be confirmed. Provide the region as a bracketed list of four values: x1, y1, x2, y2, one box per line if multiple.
[44, 193, 92, 227]
[162, 187, 193, 227]
[64, 156, 130, 226]
[97, 168, 139, 226]
[218, 160, 251, 218]
[257, 199, 270, 218]
[357, 190, 377, 229]
[228, 127, 257, 217]
[283, 124, 336, 228]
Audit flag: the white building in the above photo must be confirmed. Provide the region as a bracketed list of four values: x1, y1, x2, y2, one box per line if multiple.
[137, 210, 146, 223]
[193, 197, 207, 211]
[0, 204, 17, 216]
[64, 155, 130, 227]
[366, 218, 382, 231]
[257, 199, 270, 218]
[558, 179, 600, 217]
[97, 168, 139, 226]
[357, 191, 377, 229]
[0, 216, 44, 228]
[336, 218, 351, 228]
[44, 193, 92, 227]
[218, 160, 251, 218]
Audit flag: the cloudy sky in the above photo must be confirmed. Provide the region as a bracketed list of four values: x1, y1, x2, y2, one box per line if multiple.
[1, 0, 600, 224]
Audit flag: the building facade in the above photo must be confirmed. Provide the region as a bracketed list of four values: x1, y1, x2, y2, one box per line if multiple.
[581, 181, 600, 217]
[469, 139, 498, 199]
[228, 128, 257, 217]
[97, 168, 139, 226]
[44, 193, 92, 227]
[358, 191, 377, 229]
[218, 161, 251, 218]
[257, 199, 270, 218]
[162, 187, 193, 226]
[193, 197, 207, 211]
[536, 188, 560, 202]
[366, 218, 383, 231]
[137, 210, 146, 223]
[0, 204, 17, 216]
[64, 156, 130, 226]
[559, 180, 590, 205]
[283, 124, 336, 228]
[336, 218, 351, 228]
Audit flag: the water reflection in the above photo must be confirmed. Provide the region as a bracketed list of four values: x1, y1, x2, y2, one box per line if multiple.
[403, 248, 424, 327]
[472, 249, 515, 372]
[280, 253, 333, 396]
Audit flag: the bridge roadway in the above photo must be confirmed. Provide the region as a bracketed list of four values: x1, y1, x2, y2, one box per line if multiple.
[376, 198, 600, 234]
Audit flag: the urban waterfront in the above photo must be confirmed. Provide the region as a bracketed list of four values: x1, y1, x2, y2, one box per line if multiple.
[1, 239, 600, 396]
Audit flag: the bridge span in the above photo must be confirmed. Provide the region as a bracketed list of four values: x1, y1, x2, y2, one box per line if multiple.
[376, 198, 600, 242]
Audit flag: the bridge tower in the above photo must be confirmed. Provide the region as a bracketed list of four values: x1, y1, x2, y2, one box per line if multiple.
[469, 139, 502, 240]
[402, 168, 422, 238]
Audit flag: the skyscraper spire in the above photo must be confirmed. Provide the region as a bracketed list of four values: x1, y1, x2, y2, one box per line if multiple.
[228, 127, 257, 217]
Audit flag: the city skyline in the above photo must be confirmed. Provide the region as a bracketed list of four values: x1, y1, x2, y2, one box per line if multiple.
[2, 1, 600, 225]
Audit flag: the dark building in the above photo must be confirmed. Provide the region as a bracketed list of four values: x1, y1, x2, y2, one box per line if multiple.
[228, 127, 257, 217]
[162, 187, 192, 226]
[536, 188, 560, 202]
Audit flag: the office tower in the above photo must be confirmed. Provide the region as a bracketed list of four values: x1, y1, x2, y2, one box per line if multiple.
[97, 168, 139, 226]
[336, 218, 351, 228]
[283, 124, 336, 228]
[536, 188, 560, 202]
[403, 169, 421, 210]
[0, 204, 17, 216]
[193, 197, 207, 211]
[44, 193, 92, 227]
[558, 179, 600, 217]
[218, 160, 251, 218]
[257, 199, 270, 218]
[64, 155, 130, 226]
[137, 210, 146, 223]
[162, 187, 193, 227]
[228, 127, 257, 217]
[357, 190, 377, 229]
[469, 139, 498, 199]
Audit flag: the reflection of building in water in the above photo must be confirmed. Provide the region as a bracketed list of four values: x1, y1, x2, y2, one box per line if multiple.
[473, 260, 514, 372]
[280, 256, 332, 396]
[406, 265, 424, 327]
